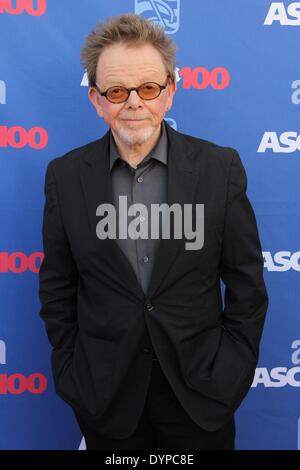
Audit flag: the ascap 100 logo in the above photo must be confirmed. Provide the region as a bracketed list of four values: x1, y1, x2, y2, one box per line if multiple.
[0, 126, 48, 149]
[252, 340, 300, 387]
[0, 0, 46, 16]
[0, 252, 44, 273]
[177, 67, 230, 90]
[264, 2, 300, 26]
[0, 340, 47, 395]
[81, 66, 230, 91]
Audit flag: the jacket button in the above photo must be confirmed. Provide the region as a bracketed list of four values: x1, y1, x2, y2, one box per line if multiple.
[145, 303, 154, 311]
[143, 347, 152, 353]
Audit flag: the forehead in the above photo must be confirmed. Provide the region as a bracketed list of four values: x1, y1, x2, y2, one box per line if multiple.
[96, 42, 167, 86]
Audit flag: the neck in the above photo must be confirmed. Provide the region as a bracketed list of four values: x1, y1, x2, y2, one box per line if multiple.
[111, 125, 161, 168]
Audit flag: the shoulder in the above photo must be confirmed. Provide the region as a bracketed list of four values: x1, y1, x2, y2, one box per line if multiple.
[176, 128, 238, 161]
[166, 124, 240, 173]
[46, 137, 103, 174]
[168, 127, 248, 196]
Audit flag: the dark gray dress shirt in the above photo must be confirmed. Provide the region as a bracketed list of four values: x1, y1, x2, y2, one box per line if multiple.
[109, 121, 168, 297]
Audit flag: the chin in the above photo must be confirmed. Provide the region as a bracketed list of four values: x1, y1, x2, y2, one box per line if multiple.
[116, 125, 157, 146]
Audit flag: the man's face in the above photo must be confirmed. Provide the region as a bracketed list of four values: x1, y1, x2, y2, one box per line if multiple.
[88, 42, 176, 146]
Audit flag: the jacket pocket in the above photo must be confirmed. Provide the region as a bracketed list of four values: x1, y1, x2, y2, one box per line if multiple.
[70, 334, 117, 418]
[53, 350, 84, 411]
[184, 328, 256, 409]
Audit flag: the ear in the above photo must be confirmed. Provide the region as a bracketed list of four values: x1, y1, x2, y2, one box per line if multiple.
[166, 79, 177, 111]
[88, 87, 104, 118]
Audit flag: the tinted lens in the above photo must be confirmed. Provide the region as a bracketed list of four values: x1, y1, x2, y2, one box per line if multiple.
[138, 83, 161, 100]
[106, 86, 129, 103]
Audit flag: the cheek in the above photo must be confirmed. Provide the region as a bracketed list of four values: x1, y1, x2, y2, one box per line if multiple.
[102, 104, 121, 123]
[147, 100, 167, 119]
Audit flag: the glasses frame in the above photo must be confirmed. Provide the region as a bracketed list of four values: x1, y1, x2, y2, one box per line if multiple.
[93, 77, 170, 104]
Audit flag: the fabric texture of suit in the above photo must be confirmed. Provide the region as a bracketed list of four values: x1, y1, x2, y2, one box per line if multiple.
[39, 121, 268, 438]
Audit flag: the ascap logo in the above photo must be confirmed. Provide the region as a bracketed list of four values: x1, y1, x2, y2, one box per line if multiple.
[81, 72, 88, 87]
[263, 251, 300, 271]
[258, 132, 300, 153]
[80, 66, 230, 91]
[164, 117, 177, 130]
[175, 67, 181, 83]
[252, 340, 300, 388]
[291, 80, 300, 104]
[0, 252, 44, 273]
[252, 367, 300, 387]
[0, 126, 48, 149]
[264, 2, 300, 25]
[0, 0, 46, 16]
[78, 437, 86, 450]
[0, 340, 6, 365]
[0, 80, 6, 105]
[135, 0, 180, 34]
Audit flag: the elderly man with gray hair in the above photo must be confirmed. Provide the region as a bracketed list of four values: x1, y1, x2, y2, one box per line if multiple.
[39, 13, 268, 450]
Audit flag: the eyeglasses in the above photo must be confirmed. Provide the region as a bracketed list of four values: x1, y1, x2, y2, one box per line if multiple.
[94, 78, 170, 104]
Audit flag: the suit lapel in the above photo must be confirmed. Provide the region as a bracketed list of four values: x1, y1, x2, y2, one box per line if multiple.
[79, 122, 200, 301]
[79, 130, 145, 300]
[146, 122, 200, 299]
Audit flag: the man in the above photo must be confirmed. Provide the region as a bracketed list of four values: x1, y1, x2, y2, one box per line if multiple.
[39, 13, 268, 450]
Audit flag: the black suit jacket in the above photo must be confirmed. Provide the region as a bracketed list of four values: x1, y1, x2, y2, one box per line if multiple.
[39, 121, 268, 438]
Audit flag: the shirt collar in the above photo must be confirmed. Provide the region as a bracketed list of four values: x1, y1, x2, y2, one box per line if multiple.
[109, 120, 168, 172]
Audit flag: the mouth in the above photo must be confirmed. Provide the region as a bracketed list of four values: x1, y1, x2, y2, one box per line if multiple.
[121, 119, 145, 122]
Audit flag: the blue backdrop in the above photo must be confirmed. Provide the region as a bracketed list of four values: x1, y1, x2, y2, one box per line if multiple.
[1, 0, 299, 450]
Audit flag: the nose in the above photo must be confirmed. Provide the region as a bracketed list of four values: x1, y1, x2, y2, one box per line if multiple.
[125, 89, 143, 108]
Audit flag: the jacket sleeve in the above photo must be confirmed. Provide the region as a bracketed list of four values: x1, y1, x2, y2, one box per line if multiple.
[220, 150, 269, 362]
[39, 161, 79, 383]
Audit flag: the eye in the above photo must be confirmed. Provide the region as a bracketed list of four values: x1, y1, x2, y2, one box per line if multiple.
[110, 87, 125, 95]
[141, 83, 157, 91]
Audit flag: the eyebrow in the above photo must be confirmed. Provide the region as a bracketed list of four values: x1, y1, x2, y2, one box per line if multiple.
[103, 77, 162, 88]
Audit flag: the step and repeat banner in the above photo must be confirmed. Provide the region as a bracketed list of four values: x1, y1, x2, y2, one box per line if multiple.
[0, 0, 299, 450]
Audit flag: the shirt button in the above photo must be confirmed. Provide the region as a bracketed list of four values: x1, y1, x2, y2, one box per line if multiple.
[145, 303, 154, 311]
[143, 256, 149, 263]
[143, 347, 151, 353]
[137, 176, 143, 183]
[140, 216, 145, 222]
